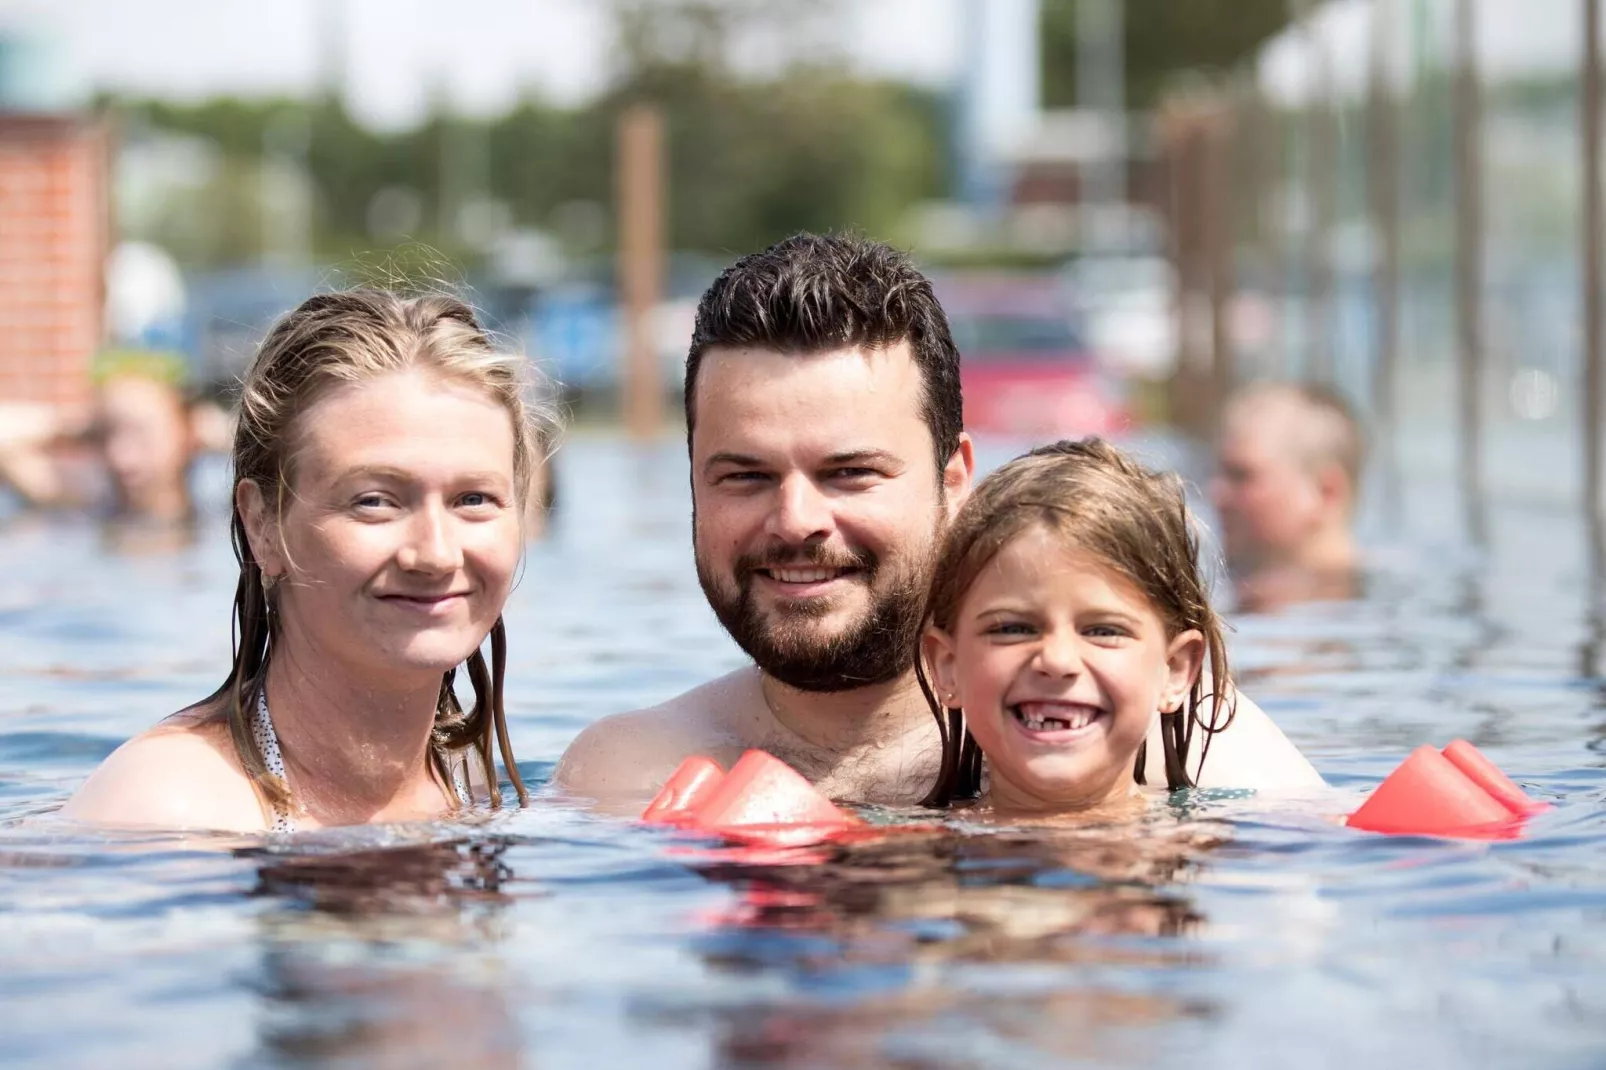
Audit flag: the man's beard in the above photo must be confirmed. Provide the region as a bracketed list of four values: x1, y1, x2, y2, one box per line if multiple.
[695, 537, 934, 693]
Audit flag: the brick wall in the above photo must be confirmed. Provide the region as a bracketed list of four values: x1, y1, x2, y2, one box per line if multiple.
[0, 115, 109, 411]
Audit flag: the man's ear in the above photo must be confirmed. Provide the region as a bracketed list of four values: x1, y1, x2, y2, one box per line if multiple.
[921, 626, 961, 708]
[236, 479, 286, 578]
[942, 432, 976, 518]
[1316, 461, 1352, 519]
[1161, 629, 1206, 713]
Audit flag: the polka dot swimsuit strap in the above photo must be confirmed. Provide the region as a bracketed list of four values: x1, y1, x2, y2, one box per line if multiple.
[450, 755, 473, 808]
[252, 689, 296, 834]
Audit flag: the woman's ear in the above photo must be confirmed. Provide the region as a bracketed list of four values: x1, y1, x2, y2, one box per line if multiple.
[921, 626, 961, 708]
[1161, 629, 1206, 713]
[236, 480, 286, 578]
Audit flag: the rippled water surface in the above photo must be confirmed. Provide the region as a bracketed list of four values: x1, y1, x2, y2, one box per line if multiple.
[2, 432, 1604, 1069]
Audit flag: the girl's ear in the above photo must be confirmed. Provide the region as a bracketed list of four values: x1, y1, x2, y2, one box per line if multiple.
[922, 626, 961, 708]
[1161, 629, 1205, 713]
[236, 479, 286, 578]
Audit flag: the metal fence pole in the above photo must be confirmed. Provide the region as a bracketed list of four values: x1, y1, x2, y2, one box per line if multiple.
[1585, 0, 1604, 583]
[1306, 11, 1336, 384]
[1453, 0, 1487, 546]
[1369, 0, 1402, 526]
[1205, 106, 1236, 426]
[618, 104, 665, 441]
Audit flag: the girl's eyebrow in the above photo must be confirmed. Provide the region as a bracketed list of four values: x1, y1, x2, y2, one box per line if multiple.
[973, 603, 1035, 620]
[974, 602, 1149, 626]
[1080, 607, 1148, 628]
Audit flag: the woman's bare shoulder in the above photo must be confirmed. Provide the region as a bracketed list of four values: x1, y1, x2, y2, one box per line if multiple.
[58, 712, 269, 832]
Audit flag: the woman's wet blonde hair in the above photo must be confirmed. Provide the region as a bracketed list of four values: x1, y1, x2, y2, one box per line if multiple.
[917, 438, 1234, 807]
[199, 288, 555, 814]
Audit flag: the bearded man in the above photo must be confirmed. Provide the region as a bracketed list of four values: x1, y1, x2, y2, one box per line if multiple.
[554, 234, 1323, 805]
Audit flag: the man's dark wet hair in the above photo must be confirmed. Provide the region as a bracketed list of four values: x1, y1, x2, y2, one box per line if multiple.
[684, 232, 964, 469]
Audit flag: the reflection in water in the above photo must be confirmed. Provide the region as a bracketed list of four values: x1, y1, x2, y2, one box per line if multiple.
[243, 838, 524, 1068]
[678, 818, 1220, 1068]
[1232, 563, 1362, 616]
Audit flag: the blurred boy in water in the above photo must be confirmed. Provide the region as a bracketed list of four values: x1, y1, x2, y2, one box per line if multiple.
[0, 355, 227, 526]
[1210, 382, 1363, 611]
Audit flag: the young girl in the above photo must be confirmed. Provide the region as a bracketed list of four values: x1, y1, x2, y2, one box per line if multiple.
[918, 438, 1234, 813]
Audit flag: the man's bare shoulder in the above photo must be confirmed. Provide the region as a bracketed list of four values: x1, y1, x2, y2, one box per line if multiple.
[59, 716, 268, 831]
[1142, 685, 1326, 791]
[551, 670, 758, 804]
[1192, 688, 1325, 790]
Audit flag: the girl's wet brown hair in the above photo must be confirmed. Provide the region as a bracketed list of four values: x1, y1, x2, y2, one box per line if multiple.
[917, 438, 1234, 807]
[198, 288, 554, 815]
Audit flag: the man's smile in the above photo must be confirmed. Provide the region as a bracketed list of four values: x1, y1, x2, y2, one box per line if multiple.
[753, 565, 864, 598]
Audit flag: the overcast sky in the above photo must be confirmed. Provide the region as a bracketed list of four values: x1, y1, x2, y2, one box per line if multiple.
[0, 0, 965, 128]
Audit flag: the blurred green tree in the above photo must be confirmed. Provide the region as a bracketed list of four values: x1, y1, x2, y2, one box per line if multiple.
[1041, 0, 1292, 108]
[109, 0, 948, 269]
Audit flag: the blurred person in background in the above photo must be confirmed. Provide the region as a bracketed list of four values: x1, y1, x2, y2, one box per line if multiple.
[1210, 382, 1363, 612]
[62, 291, 550, 831]
[0, 353, 230, 530]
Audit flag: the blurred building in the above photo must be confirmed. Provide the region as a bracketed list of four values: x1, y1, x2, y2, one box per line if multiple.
[0, 30, 108, 411]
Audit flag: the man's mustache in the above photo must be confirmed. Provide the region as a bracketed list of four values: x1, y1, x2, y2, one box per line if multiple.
[734, 544, 876, 576]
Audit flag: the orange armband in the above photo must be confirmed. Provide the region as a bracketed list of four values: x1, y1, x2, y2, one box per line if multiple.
[1346, 739, 1550, 839]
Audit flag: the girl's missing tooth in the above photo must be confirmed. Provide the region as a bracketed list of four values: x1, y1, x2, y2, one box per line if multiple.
[918, 438, 1235, 814]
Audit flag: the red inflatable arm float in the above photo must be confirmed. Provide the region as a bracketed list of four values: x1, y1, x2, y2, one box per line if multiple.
[641, 750, 866, 848]
[1346, 739, 1551, 838]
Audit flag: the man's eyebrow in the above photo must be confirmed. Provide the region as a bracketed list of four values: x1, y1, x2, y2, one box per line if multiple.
[703, 451, 767, 473]
[823, 449, 903, 469]
[701, 449, 906, 474]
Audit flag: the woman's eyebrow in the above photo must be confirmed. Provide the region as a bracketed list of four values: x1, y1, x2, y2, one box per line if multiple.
[332, 464, 412, 483]
[331, 466, 511, 486]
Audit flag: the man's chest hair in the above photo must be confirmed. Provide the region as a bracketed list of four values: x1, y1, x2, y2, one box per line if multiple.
[758, 731, 942, 807]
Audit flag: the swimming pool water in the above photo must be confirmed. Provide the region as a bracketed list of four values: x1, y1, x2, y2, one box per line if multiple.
[1, 433, 1604, 1069]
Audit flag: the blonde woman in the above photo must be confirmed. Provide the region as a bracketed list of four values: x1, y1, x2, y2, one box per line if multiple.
[63, 290, 551, 832]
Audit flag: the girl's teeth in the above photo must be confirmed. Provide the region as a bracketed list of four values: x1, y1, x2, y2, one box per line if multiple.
[1015, 706, 1096, 731]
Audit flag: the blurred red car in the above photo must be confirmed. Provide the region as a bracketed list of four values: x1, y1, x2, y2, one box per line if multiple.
[937, 274, 1129, 439]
